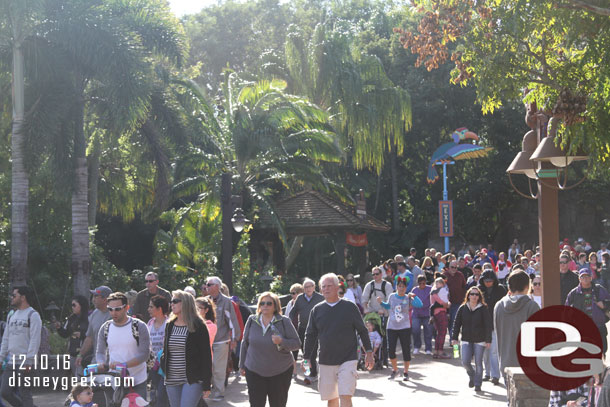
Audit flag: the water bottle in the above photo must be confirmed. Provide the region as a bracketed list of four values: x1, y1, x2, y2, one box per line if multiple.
[303, 360, 311, 376]
[270, 325, 282, 351]
[83, 363, 99, 376]
[115, 363, 128, 377]
[453, 344, 460, 359]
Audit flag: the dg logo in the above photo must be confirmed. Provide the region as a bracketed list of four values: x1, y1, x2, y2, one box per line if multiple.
[517, 305, 604, 391]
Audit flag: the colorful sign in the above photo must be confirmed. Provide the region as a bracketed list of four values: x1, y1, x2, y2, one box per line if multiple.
[439, 201, 453, 237]
[346, 232, 368, 247]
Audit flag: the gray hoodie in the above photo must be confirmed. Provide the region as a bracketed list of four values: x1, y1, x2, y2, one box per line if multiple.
[494, 295, 540, 374]
[0, 307, 42, 366]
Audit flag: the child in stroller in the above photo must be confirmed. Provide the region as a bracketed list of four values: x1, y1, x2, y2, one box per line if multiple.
[358, 317, 384, 370]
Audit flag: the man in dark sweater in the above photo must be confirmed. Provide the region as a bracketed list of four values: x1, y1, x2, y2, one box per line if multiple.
[304, 273, 373, 407]
[443, 260, 467, 337]
[289, 278, 324, 383]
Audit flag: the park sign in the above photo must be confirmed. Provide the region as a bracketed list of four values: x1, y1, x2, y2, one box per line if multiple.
[439, 200, 453, 237]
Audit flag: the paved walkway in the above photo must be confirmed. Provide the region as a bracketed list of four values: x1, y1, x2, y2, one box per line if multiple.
[26, 349, 508, 406]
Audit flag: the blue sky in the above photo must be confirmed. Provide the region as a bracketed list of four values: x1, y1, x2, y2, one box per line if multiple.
[168, 0, 215, 16]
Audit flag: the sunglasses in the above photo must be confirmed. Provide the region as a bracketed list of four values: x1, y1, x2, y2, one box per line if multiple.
[108, 305, 126, 312]
[533, 282, 541, 286]
[260, 301, 273, 306]
[560, 261, 568, 265]
[346, 279, 354, 282]
[145, 280, 157, 283]
[372, 272, 381, 276]
[469, 293, 480, 297]
[206, 283, 216, 287]
[449, 266, 457, 269]
[71, 303, 78, 307]
[290, 292, 297, 295]
[170, 299, 182, 304]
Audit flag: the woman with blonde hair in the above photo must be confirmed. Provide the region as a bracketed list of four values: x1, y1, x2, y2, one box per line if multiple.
[162, 290, 212, 407]
[240, 292, 300, 407]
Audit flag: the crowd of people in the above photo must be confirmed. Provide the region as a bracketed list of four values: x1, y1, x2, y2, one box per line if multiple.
[1, 237, 610, 407]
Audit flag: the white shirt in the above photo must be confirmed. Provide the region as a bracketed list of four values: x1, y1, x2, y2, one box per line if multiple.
[107, 321, 147, 385]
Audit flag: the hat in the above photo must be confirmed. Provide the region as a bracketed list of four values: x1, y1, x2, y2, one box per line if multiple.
[578, 268, 592, 277]
[397, 261, 407, 268]
[90, 286, 112, 298]
[481, 248, 488, 254]
[563, 238, 570, 243]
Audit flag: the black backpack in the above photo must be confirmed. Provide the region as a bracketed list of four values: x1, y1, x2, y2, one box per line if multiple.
[367, 280, 388, 302]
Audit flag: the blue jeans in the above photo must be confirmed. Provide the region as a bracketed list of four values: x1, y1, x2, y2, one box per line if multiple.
[461, 343, 486, 387]
[411, 316, 433, 352]
[166, 382, 204, 407]
[0, 366, 33, 407]
[483, 330, 500, 379]
[449, 303, 460, 338]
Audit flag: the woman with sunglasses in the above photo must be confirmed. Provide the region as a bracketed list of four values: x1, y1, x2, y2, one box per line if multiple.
[240, 292, 301, 407]
[450, 286, 492, 392]
[345, 274, 362, 307]
[377, 276, 423, 381]
[162, 291, 212, 407]
[57, 295, 89, 376]
[528, 276, 542, 308]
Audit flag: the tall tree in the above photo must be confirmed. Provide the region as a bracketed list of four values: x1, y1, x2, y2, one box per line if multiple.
[395, 0, 610, 167]
[32, 0, 187, 296]
[0, 0, 43, 287]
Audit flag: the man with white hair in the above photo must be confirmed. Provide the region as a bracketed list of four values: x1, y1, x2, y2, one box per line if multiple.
[304, 273, 373, 407]
[132, 271, 171, 322]
[206, 276, 241, 402]
[289, 278, 324, 384]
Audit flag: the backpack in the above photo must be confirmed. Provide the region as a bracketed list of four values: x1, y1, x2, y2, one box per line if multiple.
[102, 317, 140, 347]
[367, 280, 388, 302]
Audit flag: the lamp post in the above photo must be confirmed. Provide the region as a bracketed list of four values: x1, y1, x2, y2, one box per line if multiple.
[221, 173, 249, 294]
[507, 113, 588, 307]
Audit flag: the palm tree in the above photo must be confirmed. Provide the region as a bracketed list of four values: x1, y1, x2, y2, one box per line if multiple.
[166, 73, 345, 262]
[285, 23, 411, 231]
[0, 0, 44, 287]
[28, 0, 186, 296]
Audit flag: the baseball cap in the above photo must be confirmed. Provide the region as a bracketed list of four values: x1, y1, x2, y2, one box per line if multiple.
[578, 268, 592, 277]
[90, 286, 112, 297]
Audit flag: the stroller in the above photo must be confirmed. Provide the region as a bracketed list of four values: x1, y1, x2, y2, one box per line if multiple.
[358, 313, 385, 371]
[66, 364, 148, 407]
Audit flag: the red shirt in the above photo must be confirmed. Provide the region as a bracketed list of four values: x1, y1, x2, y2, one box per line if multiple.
[442, 271, 467, 304]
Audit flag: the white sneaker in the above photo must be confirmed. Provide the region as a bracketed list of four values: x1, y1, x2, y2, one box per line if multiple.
[425, 350, 433, 355]
[413, 348, 420, 355]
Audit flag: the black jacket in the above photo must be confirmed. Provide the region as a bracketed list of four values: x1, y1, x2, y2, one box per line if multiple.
[57, 313, 89, 356]
[289, 292, 324, 332]
[560, 271, 579, 305]
[478, 270, 507, 329]
[451, 303, 492, 343]
[161, 318, 213, 389]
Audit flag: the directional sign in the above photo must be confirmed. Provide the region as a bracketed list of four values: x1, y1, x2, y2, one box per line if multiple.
[439, 200, 453, 237]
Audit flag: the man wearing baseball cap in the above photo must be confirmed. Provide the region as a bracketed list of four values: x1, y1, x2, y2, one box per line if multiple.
[75, 285, 112, 370]
[565, 268, 610, 353]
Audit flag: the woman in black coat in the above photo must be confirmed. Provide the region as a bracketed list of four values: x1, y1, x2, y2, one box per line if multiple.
[451, 286, 492, 393]
[161, 290, 212, 407]
[57, 295, 89, 375]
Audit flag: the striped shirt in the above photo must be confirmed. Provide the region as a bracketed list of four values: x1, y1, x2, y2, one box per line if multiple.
[165, 325, 188, 386]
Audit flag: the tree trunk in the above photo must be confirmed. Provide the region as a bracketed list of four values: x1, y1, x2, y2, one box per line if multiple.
[285, 236, 304, 271]
[389, 145, 400, 232]
[373, 171, 382, 214]
[10, 39, 28, 287]
[72, 98, 91, 297]
[87, 134, 100, 227]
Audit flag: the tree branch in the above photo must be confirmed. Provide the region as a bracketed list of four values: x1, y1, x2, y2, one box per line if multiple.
[557, 0, 610, 16]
